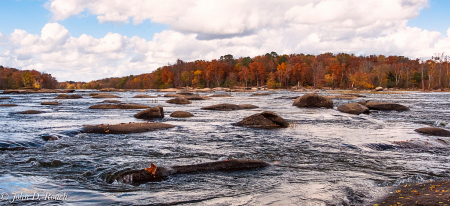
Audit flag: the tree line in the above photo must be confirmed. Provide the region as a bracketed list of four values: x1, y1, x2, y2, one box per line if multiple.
[0, 66, 58, 90]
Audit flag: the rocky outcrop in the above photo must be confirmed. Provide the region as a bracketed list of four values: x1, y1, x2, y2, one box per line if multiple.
[54, 94, 83, 99]
[236, 111, 289, 129]
[111, 159, 269, 184]
[41, 101, 61, 105]
[337, 103, 370, 115]
[166, 97, 191, 104]
[82, 122, 174, 134]
[170, 111, 194, 118]
[357, 101, 409, 111]
[414, 127, 450, 137]
[209, 94, 233, 97]
[0, 104, 18, 107]
[19, 110, 42, 114]
[201, 103, 258, 111]
[91, 94, 121, 98]
[134, 106, 164, 119]
[89, 103, 150, 109]
[133, 95, 156, 98]
[292, 93, 333, 108]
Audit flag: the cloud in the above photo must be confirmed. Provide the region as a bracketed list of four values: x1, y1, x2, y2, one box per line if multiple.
[0, 0, 449, 82]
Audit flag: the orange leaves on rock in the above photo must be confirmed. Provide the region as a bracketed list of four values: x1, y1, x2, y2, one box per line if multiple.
[145, 163, 157, 178]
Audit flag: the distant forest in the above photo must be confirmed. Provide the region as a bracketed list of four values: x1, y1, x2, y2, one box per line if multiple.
[2, 52, 449, 90]
[0, 66, 58, 90]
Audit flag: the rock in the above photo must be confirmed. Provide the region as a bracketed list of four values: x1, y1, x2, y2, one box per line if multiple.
[39, 160, 63, 167]
[89, 103, 150, 109]
[41, 101, 61, 105]
[414, 127, 450, 137]
[2, 89, 27, 94]
[157, 88, 179, 92]
[166, 97, 191, 104]
[184, 95, 211, 100]
[133, 94, 156, 98]
[134, 106, 164, 119]
[377, 181, 450, 206]
[201, 103, 258, 111]
[89, 93, 100, 96]
[236, 111, 289, 129]
[164, 93, 184, 97]
[209, 94, 232, 97]
[357, 101, 409, 111]
[82, 122, 175, 134]
[19, 110, 42, 114]
[274, 96, 299, 99]
[170, 111, 194, 118]
[251, 92, 270, 96]
[91, 94, 121, 98]
[113, 159, 269, 184]
[337, 103, 370, 115]
[0, 104, 18, 107]
[41, 134, 59, 141]
[0, 97, 11, 100]
[54, 94, 83, 99]
[101, 100, 121, 103]
[292, 93, 333, 108]
[375, 86, 383, 91]
[99, 88, 118, 92]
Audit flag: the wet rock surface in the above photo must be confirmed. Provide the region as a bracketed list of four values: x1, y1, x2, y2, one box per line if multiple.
[236, 111, 289, 129]
[82, 122, 174, 134]
[293, 93, 333, 108]
[201, 103, 258, 111]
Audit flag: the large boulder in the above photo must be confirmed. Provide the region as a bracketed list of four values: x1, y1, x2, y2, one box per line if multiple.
[201, 103, 258, 111]
[337, 103, 370, 115]
[0, 104, 18, 107]
[292, 93, 333, 108]
[414, 127, 450, 137]
[358, 101, 409, 111]
[89, 103, 150, 109]
[170, 111, 194, 118]
[54, 94, 83, 99]
[41, 101, 61, 105]
[133, 94, 156, 98]
[236, 111, 289, 129]
[91, 94, 121, 98]
[166, 97, 191, 104]
[134, 106, 164, 119]
[82, 122, 174, 134]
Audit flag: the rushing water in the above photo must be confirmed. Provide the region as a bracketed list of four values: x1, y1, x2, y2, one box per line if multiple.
[0, 90, 449, 205]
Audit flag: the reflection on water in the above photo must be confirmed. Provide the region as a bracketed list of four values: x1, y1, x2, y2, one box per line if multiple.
[1, 90, 450, 205]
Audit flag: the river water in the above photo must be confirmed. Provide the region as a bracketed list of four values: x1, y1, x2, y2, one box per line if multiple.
[0, 90, 449, 205]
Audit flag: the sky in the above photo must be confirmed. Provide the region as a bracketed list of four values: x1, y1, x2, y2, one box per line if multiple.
[0, 0, 449, 82]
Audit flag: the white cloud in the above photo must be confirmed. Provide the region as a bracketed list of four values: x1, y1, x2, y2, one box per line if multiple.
[0, 0, 450, 81]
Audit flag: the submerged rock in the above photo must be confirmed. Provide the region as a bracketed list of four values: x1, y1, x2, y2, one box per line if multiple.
[112, 159, 270, 184]
[134, 106, 164, 119]
[357, 100, 409, 111]
[236, 111, 289, 129]
[166, 97, 191, 104]
[89, 103, 150, 109]
[337, 103, 370, 115]
[41, 134, 59, 141]
[41, 101, 61, 105]
[19, 110, 42, 114]
[82, 122, 174, 134]
[293, 93, 333, 108]
[54, 94, 83, 99]
[414, 127, 450, 137]
[91, 94, 121, 98]
[170, 111, 194, 118]
[201, 103, 258, 111]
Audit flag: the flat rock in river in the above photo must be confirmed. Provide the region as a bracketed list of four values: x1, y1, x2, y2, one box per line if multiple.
[358, 100, 409, 111]
[19, 110, 42, 114]
[41, 101, 61, 105]
[170, 111, 194, 118]
[91, 94, 121, 98]
[166, 97, 191, 104]
[414, 127, 450, 137]
[133, 94, 156, 98]
[82, 122, 174, 134]
[0, 104, 18, 107]
[54, 94, 83, 99]
[89, 103, 150, 109]
[201, 103, 258, 111]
